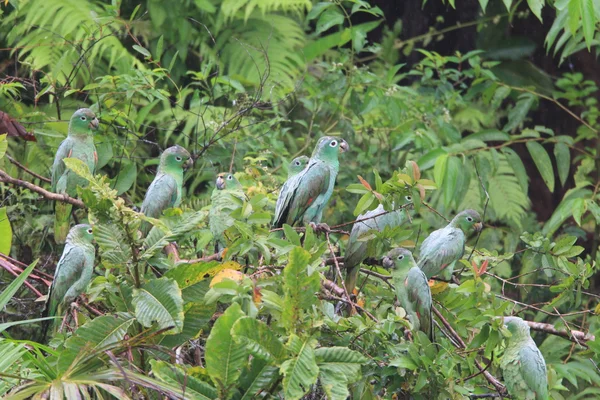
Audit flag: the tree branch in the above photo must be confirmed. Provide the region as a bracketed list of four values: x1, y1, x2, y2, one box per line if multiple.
[6, 155, 51, 183]
[0, 169, 84, 207]
[526, 320, 594, 344]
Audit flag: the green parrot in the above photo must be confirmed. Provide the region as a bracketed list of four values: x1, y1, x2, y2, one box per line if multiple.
[500, 317, 549, 400]
[209, 172, 246, 251]
[383, 248, 433, 340]
[140, 145, 192, 236]
[272, 136, 349, 229]
[417, 209, 482, 280]
[51, 109, 99, 243]
[43, 224, 95, 337]
[343, 196, 413, 297]
[287, 155, 309, 178]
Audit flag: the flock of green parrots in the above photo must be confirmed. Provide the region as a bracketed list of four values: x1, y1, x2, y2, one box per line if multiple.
[44, 108, 549, 399]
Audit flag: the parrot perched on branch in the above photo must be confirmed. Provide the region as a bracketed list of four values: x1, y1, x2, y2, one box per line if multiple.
[272, 136, 349, 230]
[42, 224, 95, 338]
[209, 172, 246, 251]
[343, 196, 413, 297]
[417, 209, 482, 280]
[383, 247, 433, 340]
[140, 145, 192, 236]
[51, 109, 99, 243]
[499, 316, 549, 400]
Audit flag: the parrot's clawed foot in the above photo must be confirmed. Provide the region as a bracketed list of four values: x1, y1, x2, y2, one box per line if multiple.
[404, 330, 414, 342]
[309, 222, 330, 235]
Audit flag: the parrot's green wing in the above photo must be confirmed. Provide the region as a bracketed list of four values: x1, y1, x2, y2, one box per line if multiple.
[273, 161, 330, 227]
[406, 266, 433, 340]
[519, 345, 549, 400]
[51, 138, 74, 192]
[417, 227, 465, 279]
[140, 173, 178, 235]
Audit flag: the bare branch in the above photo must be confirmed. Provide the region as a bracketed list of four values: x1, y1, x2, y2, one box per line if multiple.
[6, 155, 51, 183]
[0, 169, 85, 208]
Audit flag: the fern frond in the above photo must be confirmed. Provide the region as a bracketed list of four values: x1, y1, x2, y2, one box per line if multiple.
[487, 156, 531, 228]
[221, 0, 311, 21]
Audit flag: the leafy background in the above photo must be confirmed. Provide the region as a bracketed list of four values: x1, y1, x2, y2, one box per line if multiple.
[1, 0, 600, 398]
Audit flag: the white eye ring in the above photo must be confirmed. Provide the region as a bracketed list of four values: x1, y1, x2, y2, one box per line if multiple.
[405, 196, 412, 201]
[295, 161, 301, 166]
[87, 229, 93, 234]
[398, 255, 404, 260]
[176, 156, 182, 162]
[329, 140, 337, 147]
[467, 216, 473, 222]
[228, 175, 233, 180]
[80, 116, 87, 121]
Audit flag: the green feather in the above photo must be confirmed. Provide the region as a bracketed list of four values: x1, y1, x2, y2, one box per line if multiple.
[383, 248, 433, 340]
[417, 209, 482, 279]
[51, 109, 98, 243]
[140, 145, 192, 236]
[500, 317, 549, 400]
[273, 137, 348, 228]
[43, 224, 95, 338]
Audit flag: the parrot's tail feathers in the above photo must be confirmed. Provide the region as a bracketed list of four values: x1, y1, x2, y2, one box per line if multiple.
[54, 202, 72, 243]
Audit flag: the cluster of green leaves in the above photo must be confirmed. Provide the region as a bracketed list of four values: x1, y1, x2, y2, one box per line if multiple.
[2, 0, 600, 398]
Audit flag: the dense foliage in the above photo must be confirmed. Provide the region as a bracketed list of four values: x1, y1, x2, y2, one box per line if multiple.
[1, 0, 600, 398]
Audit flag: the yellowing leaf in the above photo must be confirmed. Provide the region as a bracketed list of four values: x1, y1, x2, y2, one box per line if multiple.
[0, 207, 12, 255]
[210, 269, 245, 287]
[397, 173, 413, 185]
[428, 280, 449, 295]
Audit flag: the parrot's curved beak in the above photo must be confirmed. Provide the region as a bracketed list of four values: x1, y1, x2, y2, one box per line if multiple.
[339, 140, 349, 153]
[216, 175, 225, 190]
[473, 222, 483, 232]
[184, 158, 193, 170]
[90, 118, 99, 130]
[382, 256, 394, 269]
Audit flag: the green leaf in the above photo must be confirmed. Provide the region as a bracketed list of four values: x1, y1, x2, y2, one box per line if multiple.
[282, 247, 320, 334]
[433, 153, 448, 187]
[141, 211, 207, 259]
[554, 142, 570, 187]
[132, 278, 184, 334]
[526, 141, 555, 192]
[110, 162, 137, 195]
[63, 157, 94, 181]
[502, 0, 513, 11]
[205, 303, 247, 398]
[58, 312, 136, 372]
[0, 207, 12, 255]
[151, 360, 217, 399]
[572, 197, 587, 226]
[478, 0, 489, 12]
[316, 7, 344, 35]
[504, 93, 536, 131]
[443, 156, 460, 208]
[317, 347, 367, 400]
[0, 260, 37, 309]
[465, 129, 510, 142]
[281, 335, 319, 400]
[527, 0, 544, 21]
[0, 134, 7, 160]
[502, 148, 529, 192]
[232, 317, 286, 363]
[133, 44, 151, 58]
[580, 0, 595, 49]
[94, 223, 132, 266]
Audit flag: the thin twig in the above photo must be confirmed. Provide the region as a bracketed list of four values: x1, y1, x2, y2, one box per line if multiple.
[0, 169, 85, 207]
[6, 155, 52, 183]
[325, 232, 355, 314]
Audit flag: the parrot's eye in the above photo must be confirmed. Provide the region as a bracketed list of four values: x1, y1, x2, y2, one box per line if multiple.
[329, 140, 338, 147]
[227, 175, 233, 180]
[87, 228, 93, 234]
[295, 161, 300, 166]
[175, 156, 182, 162]
[467, 216, 473, 222]
[80, 116, 87, 121]
[405, 196, 412, 201]
[398, 255, 404, 260]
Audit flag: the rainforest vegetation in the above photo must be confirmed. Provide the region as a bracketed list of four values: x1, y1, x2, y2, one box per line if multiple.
[1, 0, 600, 398]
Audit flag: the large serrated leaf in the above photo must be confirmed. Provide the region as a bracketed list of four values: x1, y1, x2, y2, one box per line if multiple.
[94, 223, 132, 265]
[282, 247, 320, 334]
[526, 141, 555, 192]
[281, 335, 319, 400]
[58, 313, 136, 372]
[151, 360, 217, 400]
[132, 278, 184, 334]
[141, 211, 207, 260]
[232, 317, 286, 363]
[205, 303, 247, 399]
